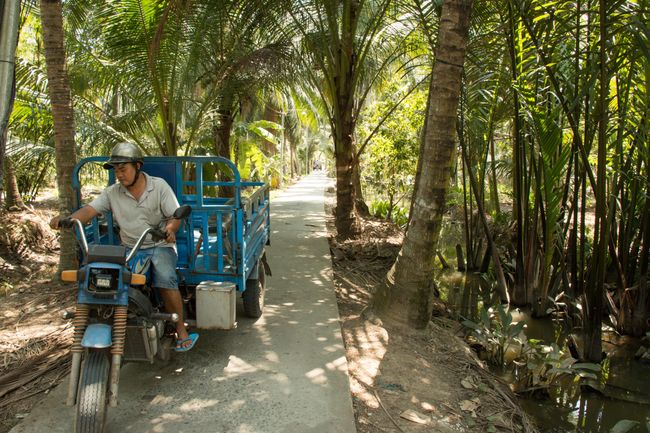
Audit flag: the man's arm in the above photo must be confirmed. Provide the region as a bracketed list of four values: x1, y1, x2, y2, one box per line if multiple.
[49, 205, 101, 229]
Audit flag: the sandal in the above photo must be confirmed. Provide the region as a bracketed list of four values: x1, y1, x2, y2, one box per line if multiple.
[175, 333, 199, 352]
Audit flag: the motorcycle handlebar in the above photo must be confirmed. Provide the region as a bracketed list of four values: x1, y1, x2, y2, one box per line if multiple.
[64, 219, 89, 256]
[59, 217, 74, 229]
[64, 223, 170, 265]
[125, 228, 156, 263]
[65, 205, 191, 265]
[125, 227, 170, 263]
[150, 229, 167, 242]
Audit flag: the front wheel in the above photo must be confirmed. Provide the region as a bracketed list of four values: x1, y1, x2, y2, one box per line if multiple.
[75, 351, 109, 433]
[243, 259, 266, 318]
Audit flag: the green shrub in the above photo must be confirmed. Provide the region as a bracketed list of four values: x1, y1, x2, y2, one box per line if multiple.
[369, 199, 409, 227]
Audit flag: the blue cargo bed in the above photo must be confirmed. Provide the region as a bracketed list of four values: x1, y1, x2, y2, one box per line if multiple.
[71, 156, 270, 293]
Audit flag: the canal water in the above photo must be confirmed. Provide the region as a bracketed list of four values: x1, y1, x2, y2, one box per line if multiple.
[441, 271, 650, 432]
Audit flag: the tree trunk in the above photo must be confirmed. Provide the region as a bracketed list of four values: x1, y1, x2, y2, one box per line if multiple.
[373, 0, 474, 328]
[505, 2, 527, 306]
[214, 109, 233, 160]
[290, 139, 298, 178]
[212, 103, 235, 198]
[332, 0, 360, 239]
[0, 0, 21, 207]
[352, 159, 369, 217]
[262, 103, 280, 155]
[0, 133, 4, 206]
[334, 130, 358, 238]
[583, 0, 608, 362]
[332, 137, 357, 240]
[40, 0, 78, 271]
[3, 154, 25, 210]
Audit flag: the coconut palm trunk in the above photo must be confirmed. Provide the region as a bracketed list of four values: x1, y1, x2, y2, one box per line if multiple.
[40, 0, 78, 271]
[282, 0, 394, 239]
[212, 101, 235, 198]
[331, 0, 360, 239]
[374, 0, 474, 328]
[3, 156, 25, 210]
[214, 111, 233, 160]
[333, 123, 357, 237]
[0, 0, 20, 202]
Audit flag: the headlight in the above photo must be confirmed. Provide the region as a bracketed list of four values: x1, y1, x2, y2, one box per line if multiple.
[95, 275, 113, 288]
[89, 269, 118, 294]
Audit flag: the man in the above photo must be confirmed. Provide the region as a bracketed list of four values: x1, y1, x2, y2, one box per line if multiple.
[51, 142, 198, 352]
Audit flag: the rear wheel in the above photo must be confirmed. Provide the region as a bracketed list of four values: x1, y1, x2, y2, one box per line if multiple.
[243, 259, 266, 318]
[75, 351, 109, 433]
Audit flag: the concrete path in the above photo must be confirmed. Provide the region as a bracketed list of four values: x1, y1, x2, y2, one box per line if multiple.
[11, 172, 357, 433]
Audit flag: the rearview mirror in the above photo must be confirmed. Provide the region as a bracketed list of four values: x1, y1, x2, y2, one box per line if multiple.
[173, 205, 192, 220]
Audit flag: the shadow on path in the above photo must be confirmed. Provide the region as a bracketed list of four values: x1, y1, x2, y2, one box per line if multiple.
[11, 172, 356, 433]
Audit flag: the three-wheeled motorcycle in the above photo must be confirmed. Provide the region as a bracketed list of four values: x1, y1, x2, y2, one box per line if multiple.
[60, 156, 271, 433]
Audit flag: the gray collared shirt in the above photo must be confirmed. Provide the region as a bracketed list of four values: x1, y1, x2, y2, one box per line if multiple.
[89, 172, 180, 248]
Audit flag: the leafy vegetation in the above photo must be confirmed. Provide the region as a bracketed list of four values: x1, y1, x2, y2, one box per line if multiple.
[360, 83, 425, 226]
[1, 0, 649, 428]
[2, 0, 647, 345]
[463, 304, 601, 394]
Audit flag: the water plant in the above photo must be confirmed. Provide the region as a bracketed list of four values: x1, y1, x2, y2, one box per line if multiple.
[462, 304, 526, 367]
[463, 304, 601, 393]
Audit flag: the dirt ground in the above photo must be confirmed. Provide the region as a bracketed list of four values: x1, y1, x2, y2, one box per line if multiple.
[324, 187, 537, 433]
[0, 188, 537, 433]
[0, 201, 74, 433]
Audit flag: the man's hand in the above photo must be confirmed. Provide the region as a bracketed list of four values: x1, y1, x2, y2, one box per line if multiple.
[49, 215, 62, 230]
[50, 216, 74, 230]
[49, 206, 100, 230]
[164, 218, 181, 244]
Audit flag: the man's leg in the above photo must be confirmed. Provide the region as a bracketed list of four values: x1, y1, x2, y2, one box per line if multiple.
[151, 247, 193, 349]
[159, 288, 189, 342]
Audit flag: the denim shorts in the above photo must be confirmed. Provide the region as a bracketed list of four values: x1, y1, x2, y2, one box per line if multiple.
[128, 246, 178, 290]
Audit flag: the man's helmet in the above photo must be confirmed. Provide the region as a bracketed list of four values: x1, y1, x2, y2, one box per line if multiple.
[103, 142, 144, 169]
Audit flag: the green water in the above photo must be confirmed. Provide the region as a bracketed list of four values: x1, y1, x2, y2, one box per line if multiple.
[441, 272, 650, 433]
[520, 389, 650, 432]
[516, 320, 650, 433]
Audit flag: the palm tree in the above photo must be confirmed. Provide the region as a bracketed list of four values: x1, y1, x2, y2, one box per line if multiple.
[0, 0, 22, 208]
[374, 0, 474, 328]
[70, 1, 294, 163]
[500, 0, 650, 353]
[90, 1, 206, 155]
[40, 0, 78, 271]
[204, 46, 294, 161]
[277, 0, 408, 238]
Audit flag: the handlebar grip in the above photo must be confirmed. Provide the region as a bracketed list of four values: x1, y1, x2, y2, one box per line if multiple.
[150, 229, 167, 242]
[59, 217, 74, 229]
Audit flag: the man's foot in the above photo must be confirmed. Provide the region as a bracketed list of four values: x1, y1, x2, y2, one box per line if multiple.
[175, 333, 199, 352]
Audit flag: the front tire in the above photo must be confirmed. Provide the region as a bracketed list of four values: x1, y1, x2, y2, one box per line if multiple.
[75, 351, 109, 433]
[243, 259, 266, 318]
